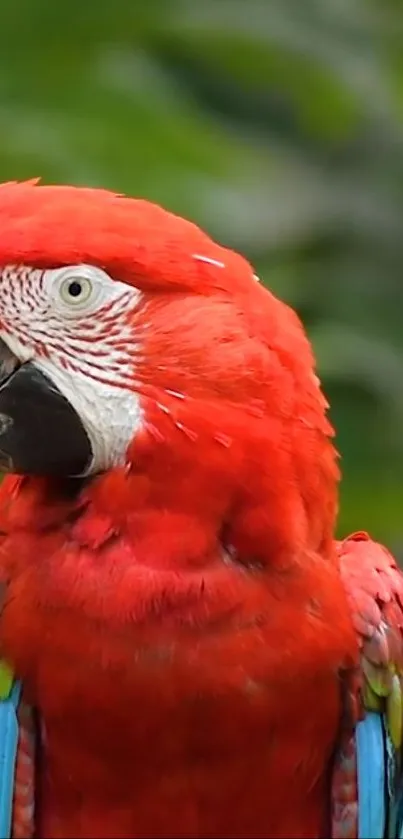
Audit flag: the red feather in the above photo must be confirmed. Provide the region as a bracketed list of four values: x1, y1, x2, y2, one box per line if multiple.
[0, 181, 391, 838]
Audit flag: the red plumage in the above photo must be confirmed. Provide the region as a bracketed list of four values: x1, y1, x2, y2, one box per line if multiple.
[0, 181, 399, 838]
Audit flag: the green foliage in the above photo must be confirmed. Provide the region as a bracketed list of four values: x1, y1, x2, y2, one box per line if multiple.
[0, 0, 402, 548]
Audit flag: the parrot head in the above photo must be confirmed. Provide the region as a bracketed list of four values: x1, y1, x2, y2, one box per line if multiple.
[0, 180, 338, 563]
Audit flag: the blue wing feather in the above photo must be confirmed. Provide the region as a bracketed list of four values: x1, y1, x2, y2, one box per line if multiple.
[0, 680, 21, 839]
[356, 712, 386, 838]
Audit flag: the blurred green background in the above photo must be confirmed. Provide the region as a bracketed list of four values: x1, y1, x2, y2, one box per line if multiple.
[1, 0, 403, 551]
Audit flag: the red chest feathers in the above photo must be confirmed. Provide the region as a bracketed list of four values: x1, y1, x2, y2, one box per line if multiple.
[0, 480, 357, 838]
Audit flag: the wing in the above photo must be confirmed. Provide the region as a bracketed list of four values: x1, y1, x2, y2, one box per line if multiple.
[333, 531, 403, 839]
[0, 474, 35, 838]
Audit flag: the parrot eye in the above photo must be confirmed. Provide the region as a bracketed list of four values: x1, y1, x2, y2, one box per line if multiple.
[50, 264, 109, 317]
[59, 275, 93, 307]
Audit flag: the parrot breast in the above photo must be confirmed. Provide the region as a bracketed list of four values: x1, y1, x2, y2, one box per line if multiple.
[0, 470, 358, 839]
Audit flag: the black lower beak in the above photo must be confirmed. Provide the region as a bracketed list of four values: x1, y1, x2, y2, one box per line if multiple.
[0, 340, 92, 476]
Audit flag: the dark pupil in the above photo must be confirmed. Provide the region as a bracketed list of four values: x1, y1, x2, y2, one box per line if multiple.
[68, 280, 82, 298]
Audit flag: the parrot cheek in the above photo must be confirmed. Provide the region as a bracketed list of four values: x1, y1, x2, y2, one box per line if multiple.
[0, 352, 92, 476]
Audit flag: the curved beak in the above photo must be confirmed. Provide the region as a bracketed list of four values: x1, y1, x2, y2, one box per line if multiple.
[0, 338, 92, 476]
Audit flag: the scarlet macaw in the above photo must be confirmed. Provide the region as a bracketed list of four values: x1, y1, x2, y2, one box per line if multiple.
[0, 180, 401, 839]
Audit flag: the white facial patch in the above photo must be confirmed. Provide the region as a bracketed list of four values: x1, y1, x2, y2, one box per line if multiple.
[34, 356, 142, 475]
[0, 264, 144, 475]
